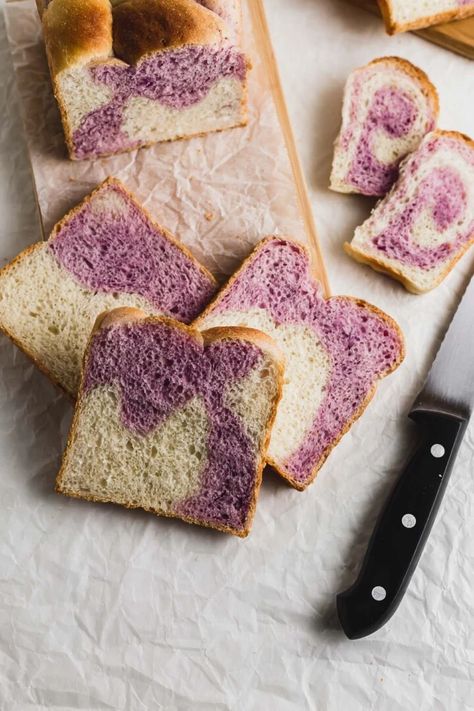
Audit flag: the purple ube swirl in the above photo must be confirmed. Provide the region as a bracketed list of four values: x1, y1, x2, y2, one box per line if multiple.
[73, 45, 246, 158]
[346, 85, 420, 195]
[369, 135, 474, 268]
[84, 321, 264, 531]
[49, 182, 216, 323]
[209, 239, 404, 484]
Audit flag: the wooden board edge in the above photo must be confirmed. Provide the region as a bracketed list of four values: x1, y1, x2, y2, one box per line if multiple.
[347, 0, 474, 60]
[248, 0, 331, 296]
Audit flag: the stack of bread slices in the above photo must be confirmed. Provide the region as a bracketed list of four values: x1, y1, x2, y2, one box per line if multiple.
[0, 179, 405, 537]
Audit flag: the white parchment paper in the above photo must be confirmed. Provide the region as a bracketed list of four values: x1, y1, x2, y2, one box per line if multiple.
[1, 0, 474, 709]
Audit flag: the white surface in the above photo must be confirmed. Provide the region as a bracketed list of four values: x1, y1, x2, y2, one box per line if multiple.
[1, 1, 474, 709]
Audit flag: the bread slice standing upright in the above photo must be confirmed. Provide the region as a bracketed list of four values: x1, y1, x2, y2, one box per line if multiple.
[0, 178, 216, 395]
[195, 237, 405, 490]
[377, 0, 474, 34]
[56, 309, 284, 537]
[346, 131, 474, 293]
[37, 0, 250, 159]
[331, 57, 438, 197]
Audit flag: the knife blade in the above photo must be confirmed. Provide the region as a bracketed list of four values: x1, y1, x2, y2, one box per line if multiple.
[337, 275, 474, 640]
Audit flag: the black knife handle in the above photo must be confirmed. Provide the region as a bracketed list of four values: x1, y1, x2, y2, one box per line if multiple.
[337, 407, 468, 640]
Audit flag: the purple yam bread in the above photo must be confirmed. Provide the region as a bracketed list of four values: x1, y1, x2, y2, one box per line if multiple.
[378, 0, 474, 34]
[346, 130, 474, 293]
[37, 0, 250, 160]
[0, 178, 216, 396]
[56, 309, 284, 537]
[330, 57, 438, 197]
[195, 237, 405, 490]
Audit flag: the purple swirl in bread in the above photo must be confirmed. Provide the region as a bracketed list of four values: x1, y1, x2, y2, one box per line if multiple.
[346, 131, 474, 293]
[331, 57, 438, 196]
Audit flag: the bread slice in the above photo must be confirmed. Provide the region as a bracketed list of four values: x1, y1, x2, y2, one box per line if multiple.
[0, 178, 216, 396]
[330, 57, 438, 197]
[195, 237, 405, 490]
[378, 0, 474, 34]
[345, 130, 474, 294]
[38, 0, 250, 160]
[56, 309, 284, 537]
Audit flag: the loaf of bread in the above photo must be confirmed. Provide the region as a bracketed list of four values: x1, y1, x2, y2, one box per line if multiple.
[378, 0, 474, 34]
[36, 0, 250, 159]
[345, 131, 474, 293]
[195, 237, 405, 490]
[56, 309, 284, 537]
[0, 178, 216, 395]
[330, 57, 438, 197]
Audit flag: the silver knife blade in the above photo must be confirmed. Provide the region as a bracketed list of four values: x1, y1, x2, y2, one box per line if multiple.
[413, 275, 474, 419]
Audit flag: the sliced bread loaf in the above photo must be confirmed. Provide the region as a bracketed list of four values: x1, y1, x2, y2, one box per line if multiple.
[378, 0, 474, 34]
[195, 237, 405, 490]
[330, 57, 438, 197]
[0, 178, 216, 396]
[345, 130, 474, 293]
[56, 309, 284, 537]
[38, 0, 250, 159]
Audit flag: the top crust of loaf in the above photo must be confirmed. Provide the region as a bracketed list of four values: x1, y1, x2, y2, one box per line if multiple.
[40, 0, 231, 76]
[112, 0, 228, 65]
[42, 0, 113, 76]
[378, 0, 474, 34]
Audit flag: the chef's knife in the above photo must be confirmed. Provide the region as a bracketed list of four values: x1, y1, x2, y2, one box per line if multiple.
[337, 275, 474, 640]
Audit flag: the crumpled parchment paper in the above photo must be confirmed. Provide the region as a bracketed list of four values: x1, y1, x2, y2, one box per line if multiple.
[1, 0, 474, 709]
[3, 0, 327, 285]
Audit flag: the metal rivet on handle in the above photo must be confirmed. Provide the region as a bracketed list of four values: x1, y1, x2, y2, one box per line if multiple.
[431, 444, 445, 458]
[402, 514, 416, 529]
[371, 586, 386, 602]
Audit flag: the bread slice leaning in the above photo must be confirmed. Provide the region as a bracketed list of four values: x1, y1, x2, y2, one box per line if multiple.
[195, 236, 405, 490]
[0, 178, 216, 396]
[56, 308, 284, 537]
[345, 130, 474, 293]
[378, 0, 474, 34]
[330, 56, 438, 197]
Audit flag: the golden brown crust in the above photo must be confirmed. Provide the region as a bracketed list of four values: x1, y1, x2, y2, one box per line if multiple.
[365, 56, 439, 116]
[345, 129, 474, 294]
[0, 178, 217, 397]
[377, 0, 474, 34]
[194, 235, 405, 490]
[112, 0, 228, 65]
[42, 0, 113, 77]
[56, 309, 284, 537]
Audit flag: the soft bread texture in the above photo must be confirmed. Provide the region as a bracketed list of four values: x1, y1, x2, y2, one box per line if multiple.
[195, 237, 405, 490]
[38, 0, 250, 159]
[0, 178, 216, 396]
[331, 57, 438, 197]
[346, 130, 474, 293]
[56, 310, 284, 537]
[378, 0, 474, 34]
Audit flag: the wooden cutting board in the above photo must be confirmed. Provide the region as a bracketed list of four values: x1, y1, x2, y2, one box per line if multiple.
[348, 0, 474, 59]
